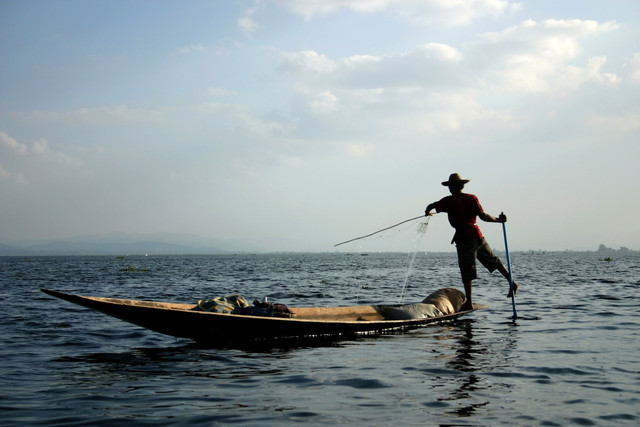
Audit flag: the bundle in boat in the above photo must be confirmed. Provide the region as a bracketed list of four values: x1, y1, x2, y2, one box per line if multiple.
[194, 294, 294, 318]
[376, 288, 466, 320]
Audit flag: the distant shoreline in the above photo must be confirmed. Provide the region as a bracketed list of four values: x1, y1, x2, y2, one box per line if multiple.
[1, 236, 636, 257]
[1, 247, 637, 257]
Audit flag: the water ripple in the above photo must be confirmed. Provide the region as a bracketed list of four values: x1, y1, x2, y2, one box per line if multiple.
[1, 253, 639, 426]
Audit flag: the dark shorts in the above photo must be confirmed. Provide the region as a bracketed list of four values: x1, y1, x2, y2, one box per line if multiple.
[456, 238, 502, 283]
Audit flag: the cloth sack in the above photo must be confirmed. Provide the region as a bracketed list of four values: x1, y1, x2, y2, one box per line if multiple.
[195, 294, 250, 313]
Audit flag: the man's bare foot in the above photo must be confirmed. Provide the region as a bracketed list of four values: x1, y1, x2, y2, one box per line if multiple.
[460, 302, 473, 311]
[507, 281, 519, 297]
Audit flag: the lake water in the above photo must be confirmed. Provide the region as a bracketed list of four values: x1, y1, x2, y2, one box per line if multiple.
[1, 252, 638, 425]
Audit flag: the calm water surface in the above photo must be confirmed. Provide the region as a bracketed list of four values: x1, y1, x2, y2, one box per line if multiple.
[1, 252, 639, 425]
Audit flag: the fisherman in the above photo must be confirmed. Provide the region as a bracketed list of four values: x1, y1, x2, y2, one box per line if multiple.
[425, 173, 518, 311]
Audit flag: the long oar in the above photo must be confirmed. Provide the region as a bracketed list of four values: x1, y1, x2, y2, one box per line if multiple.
[501, 213, 518, 320]
[334, 215, 425, 247]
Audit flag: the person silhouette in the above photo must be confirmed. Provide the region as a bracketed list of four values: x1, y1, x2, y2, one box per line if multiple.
[425, 173, 518, 310]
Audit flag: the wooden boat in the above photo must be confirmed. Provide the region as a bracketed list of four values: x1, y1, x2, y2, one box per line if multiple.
[41, 288, 484, 343]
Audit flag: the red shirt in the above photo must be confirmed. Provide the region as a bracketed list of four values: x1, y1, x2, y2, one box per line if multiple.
[433, 193, 484, 243]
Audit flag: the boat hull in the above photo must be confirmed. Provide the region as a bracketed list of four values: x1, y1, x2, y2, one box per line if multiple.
[41, 289, 482, 343]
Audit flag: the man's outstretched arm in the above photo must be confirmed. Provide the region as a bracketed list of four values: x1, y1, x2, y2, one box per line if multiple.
[478, 211, 506, 223]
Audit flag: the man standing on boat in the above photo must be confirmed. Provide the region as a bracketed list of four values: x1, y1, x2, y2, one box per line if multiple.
[425, 173, 518, 311]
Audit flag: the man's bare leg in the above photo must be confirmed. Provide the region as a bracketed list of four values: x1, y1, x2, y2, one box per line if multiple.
[496, 263, 518, 297]
[461, 280, 473, 311]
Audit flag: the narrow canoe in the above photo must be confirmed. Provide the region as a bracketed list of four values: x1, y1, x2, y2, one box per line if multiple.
[41, 288, 484, 343]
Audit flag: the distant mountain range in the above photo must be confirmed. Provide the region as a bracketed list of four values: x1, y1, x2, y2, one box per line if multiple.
[0, 235, 636, 256]
[0, 232, 266, 256]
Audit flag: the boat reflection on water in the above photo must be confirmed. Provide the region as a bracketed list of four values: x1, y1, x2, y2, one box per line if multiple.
[433, 320, 498, 417]
[431, 318, 521, 418]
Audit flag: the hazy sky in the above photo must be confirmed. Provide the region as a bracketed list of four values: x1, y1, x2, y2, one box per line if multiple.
[1, 0, 639, 252]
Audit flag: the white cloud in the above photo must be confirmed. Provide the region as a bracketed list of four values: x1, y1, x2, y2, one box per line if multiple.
[275, 43, 478, 136]
[420, 43, 462, 61]
[630, 53, 640, 82]
[13, 105, 165, 125]
[272, 18, 624, 145]
[0, 132, 80, 184]
[178, 43, 207, 54]
[395, 0, 520, 26]
[309, 91, 338, 113]
[0, 163, 25, 184]
[207, 87, 238, 97]
[480, 19, 620, 93]
[239, 116, 295, 138]
[279, 44, 462, 90]
[192, 102, 242, 115]
[420, 91, 516, 133]
[274, 0, 518, 26]
[277, 154, 305, 166]
[0, 131, 28, 155]
[590, 113, 640, 131]
[239, 4, 263, 35]
[274, 0, 385, 19]
[238, 16, 260, 34]
[0, 131, 48, 156]
[29, 138, 49, 155]
[584, 56, 620, 85]
[499, 53, 619, 93]
[279, 50, 337, 75]
[346, 143, 373, 157]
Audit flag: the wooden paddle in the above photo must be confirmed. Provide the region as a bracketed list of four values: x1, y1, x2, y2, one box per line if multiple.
[501, 212, 518, 320]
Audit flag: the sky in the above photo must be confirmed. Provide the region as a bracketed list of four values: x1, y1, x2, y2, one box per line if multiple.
[1, 0, 639, 252]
